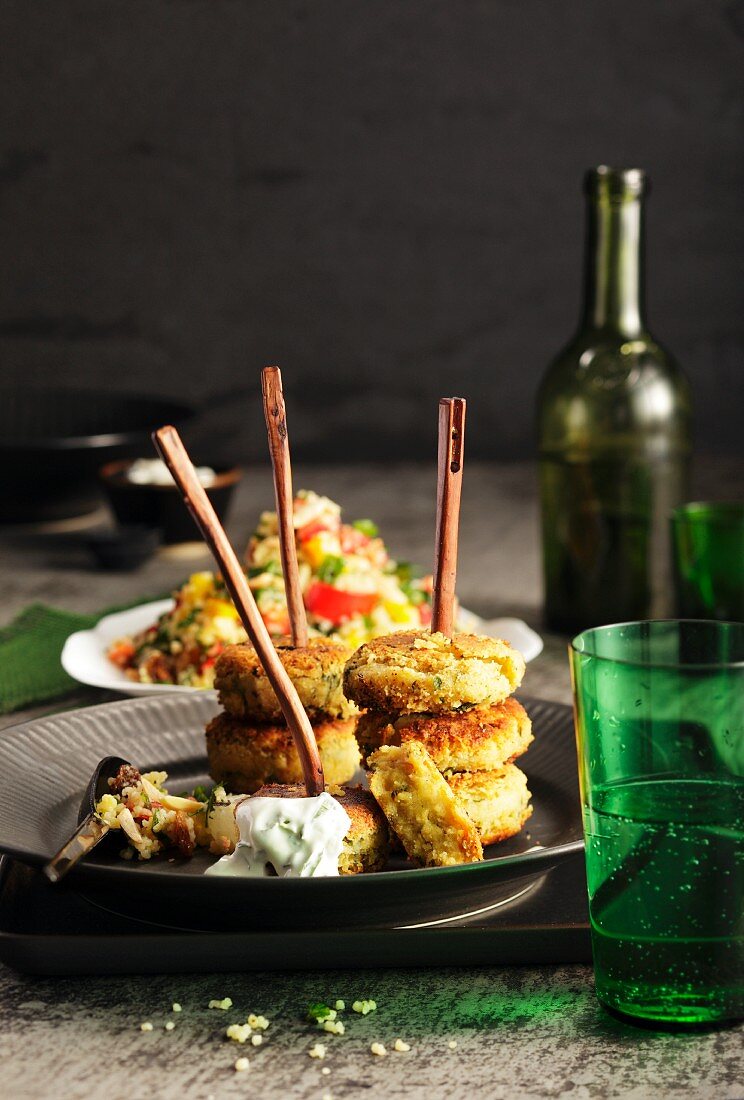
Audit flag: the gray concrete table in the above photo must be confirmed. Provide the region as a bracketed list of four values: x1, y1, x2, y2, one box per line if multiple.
[0, 461, 741, 1099]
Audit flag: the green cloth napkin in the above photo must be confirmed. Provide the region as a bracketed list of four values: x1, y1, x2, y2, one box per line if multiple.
[0, 596, 169, 716]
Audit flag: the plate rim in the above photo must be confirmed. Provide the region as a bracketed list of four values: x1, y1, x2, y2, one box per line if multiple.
[0, 692, 583, 886]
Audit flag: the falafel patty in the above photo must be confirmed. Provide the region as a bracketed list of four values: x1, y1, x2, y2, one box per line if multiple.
[252, 782, 390, 875]
[215, 639, 355, 722]
[355, 696, 533, 771]
[206, 713, 361, 794]
[446, 765, 532, 845]
[343, 630, 525, 715]
[367, 742, 483, 867]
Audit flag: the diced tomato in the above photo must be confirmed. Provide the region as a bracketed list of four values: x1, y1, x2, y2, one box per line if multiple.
[260, 610, 291, 638]
[339, 525, 370, 554]
[305, 582, 378, 624]
[201, 643, 225, 672]
[339, 526, 388, 568]
[419, 603, 432, 626]
[108, 640, 136, 668]
[297, 519, 332, 542]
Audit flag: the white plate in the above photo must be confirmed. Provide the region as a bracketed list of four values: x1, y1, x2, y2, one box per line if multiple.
[61, 599, 544, 697]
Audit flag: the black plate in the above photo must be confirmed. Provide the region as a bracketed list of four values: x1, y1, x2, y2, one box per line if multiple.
[0, 694, 584, 931]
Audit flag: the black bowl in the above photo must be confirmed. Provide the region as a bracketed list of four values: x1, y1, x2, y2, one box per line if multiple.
[85, 525, 161, 571]
[100, 460, 242, 545]
[0, 389, 196, 523]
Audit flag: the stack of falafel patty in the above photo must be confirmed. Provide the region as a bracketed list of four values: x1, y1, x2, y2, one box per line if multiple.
[207, 638, 391, 875]
[207, 639, 361, 794]
[344, 630, 533, 867]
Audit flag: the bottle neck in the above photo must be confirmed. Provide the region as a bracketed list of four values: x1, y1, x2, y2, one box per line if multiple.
[581, 192, 646, 337]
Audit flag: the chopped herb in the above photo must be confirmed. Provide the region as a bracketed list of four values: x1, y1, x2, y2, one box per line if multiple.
[190, 783, 216, 818]
[433, 676, 443, 690]
[353, 519, 378, 538]
[362, 614, 375, 631]
[307, 1003, 334, 1023]
[178, 608, 198, 629]
[317, 555, 344, 584]
[248, 560, 283, 579]
[153, 624, 172, 650]
[400, 580, 426, 605]
[390, 561, 429, 604]
[393, 560, 416, 582]
[192, 785, 219, 818]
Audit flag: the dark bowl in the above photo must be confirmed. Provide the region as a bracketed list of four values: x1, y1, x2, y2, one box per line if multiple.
[85, 525, 161, 571]
[0, 389, 197, 524]
[100, 460, 242, 545]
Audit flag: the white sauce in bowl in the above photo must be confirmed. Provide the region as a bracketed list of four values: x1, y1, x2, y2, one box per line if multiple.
[126, 458, 216, 488]
[205, 792, 351, 878]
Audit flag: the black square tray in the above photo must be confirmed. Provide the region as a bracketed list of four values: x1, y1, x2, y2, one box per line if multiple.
[0, 854, 591, 975]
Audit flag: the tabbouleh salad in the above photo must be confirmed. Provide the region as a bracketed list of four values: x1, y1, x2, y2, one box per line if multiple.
[108, 491, 432, 688]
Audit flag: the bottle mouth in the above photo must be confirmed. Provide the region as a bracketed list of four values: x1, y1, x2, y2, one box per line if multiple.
[584, 166, 648, 200]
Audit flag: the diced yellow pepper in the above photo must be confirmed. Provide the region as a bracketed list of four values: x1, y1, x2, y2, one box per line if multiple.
[303, 531, 340, 569]
[204, 598, 239, 621]
[383, 600, 419, 625]
[188, 572, 216, 599]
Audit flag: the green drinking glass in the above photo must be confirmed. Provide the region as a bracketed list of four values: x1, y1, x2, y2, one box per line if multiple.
[570, 619, 744, 1027]
[672, 502, 744, 622]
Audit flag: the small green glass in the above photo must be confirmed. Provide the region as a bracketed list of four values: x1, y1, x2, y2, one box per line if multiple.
[672, 502, 744, 622]
[570, 620, 744, 1027]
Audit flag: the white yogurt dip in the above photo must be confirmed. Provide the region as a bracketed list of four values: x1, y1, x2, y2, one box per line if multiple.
[205, 792, 351, 878]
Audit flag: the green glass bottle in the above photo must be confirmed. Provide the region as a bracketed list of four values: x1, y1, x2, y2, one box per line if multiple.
[537, 167, 692, 633]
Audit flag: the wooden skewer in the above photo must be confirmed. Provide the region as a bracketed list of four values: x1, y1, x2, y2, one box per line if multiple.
[261, 366, 308, 648]
[152, 425, 324, 797]
[430, 397, 466, 638]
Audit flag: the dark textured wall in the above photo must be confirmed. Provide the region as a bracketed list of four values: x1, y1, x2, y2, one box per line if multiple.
[2, 1, 743, 461]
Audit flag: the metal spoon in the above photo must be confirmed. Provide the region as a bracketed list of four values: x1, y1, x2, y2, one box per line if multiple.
[43, 755, 130, 883]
